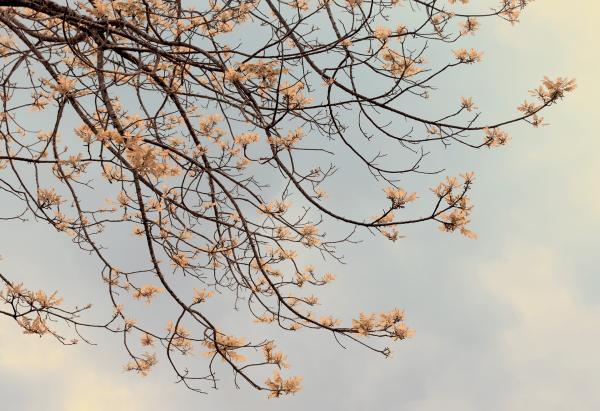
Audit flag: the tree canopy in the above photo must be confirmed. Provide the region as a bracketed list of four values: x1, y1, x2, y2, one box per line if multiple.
[0, 0, 574, 397]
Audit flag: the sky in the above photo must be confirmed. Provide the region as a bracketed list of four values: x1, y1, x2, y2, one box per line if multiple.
[1, 1, 599, 410]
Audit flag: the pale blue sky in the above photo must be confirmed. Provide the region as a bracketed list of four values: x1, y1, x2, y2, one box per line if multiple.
[1, 1, 599, 410]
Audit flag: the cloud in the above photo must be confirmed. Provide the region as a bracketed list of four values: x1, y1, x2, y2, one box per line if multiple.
[63, 372, 143, 411]
[0, 326, 66, 371]
[478, 242, 600, 410]
[0, 326, 168, 411]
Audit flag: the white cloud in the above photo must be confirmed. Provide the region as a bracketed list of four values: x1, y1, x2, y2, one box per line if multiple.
[478, 242, 600, 410]
[0, 326, 66, 371]
[0, 326, 170, 411]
